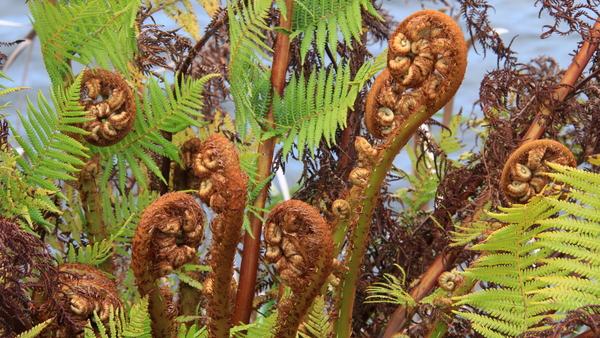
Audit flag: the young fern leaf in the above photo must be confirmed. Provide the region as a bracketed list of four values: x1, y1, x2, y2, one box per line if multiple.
[365, 264, 416, 307]
[66, 214, 132, 266]
[15, 319, 52, 338]
[95, 74, 215, 190]
[121, 296, 153, 338]
[291, 0, 382, 63]
[298, 296, 333, 338]
[29, 0, 139, 85]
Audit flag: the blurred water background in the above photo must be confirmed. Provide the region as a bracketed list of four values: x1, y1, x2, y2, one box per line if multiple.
[0, 0, 589, 195]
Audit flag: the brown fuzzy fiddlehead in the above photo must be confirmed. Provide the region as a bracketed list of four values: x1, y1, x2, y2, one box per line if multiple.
[264, 200, 334, 338]
[500, 139, 576, 204]
[56, 263, 123, 336]
[132, 192, 205, 338]
[77, 69, 136, 147]
[33, 263, 122, 337]
[192, 134, 248, 338]
[365, 10, 467, 139]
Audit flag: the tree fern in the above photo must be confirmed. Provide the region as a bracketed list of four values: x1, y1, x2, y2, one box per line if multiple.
[291, 0, 382, 63]
[29, 0, 139, 85]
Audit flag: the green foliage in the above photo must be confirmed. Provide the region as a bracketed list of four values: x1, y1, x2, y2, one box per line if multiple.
[83, 297, 152, 338]
[365, 264, 416, 307]
[298, 296, 333, 338]
[291, 0, 382, 63]
[15, 319, 52, 338]
[453, 164, 600, 337]
[29, 0, 139, 85]
[227, 0, 272, 139]
[6, 73, 88, 230]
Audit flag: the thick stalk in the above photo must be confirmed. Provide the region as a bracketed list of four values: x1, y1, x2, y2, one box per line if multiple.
[520, 18, 600, 144]
[232, 0, 294, 325]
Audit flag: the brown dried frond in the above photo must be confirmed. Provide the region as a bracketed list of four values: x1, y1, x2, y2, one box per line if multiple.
[0, 219, 65, 338]
[456, 0, 517, 67]
[536, 0, 600, 40]
[136, 24, 193, 76]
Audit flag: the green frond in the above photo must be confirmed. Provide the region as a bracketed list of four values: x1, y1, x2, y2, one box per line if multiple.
[546, 161, 600, 195]
[96, 74, 213, 190]
[274, 63, 356, 157]
[121, 296, 152, 338]
[4, 75, 89, 230]
[298, 296, 332, 338]
[29, 0, 140, 85]
[104, 190, 158, 251]
[291, 0, 382, 63]
[365, 265, 416, 307]
[174, 270, 205, 291]
[66, 215, 132, 265]
[231, 311, 277, 338]
[177, 323, 208, 338]
[453, 164, 600, 337]
[15, 319, 52, 338]
[227, 0, 273, 138]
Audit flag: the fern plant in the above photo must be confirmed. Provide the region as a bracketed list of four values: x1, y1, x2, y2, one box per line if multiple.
[4, 0, 600, 337]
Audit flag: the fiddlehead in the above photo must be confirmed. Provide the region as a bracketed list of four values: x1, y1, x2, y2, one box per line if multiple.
[77, 69, 136, 147]
[264, 200, 334, 338]
[437, 271, 463, 292]
[366, 10, 467, 139]
[334, 10, 468, 337]
[60, 263, 122, 329]
[51, 263, 123, 337]
[192, 133, 248, 338]
[500, 139, 576, 203]
[132, 192, 205, 338]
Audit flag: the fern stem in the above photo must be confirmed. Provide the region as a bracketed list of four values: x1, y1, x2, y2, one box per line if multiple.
[520, 18, 600, 144]
[232, 0, 294, 326]
[335, 110, 444, 337]
[78, 155, 112, 273]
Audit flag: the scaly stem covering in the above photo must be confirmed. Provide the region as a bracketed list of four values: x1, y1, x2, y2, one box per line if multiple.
[132, 192, 205, 338]
[334, 10, 468, 337]
[193, 134, 248, 338]
[264, 200, 334, 338]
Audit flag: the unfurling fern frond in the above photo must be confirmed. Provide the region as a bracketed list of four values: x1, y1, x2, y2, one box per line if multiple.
[291, 0, 382, 63]
[29, 0, 139, 85]
[454, 164, 600, 337]
[95, 74, 215, 191]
